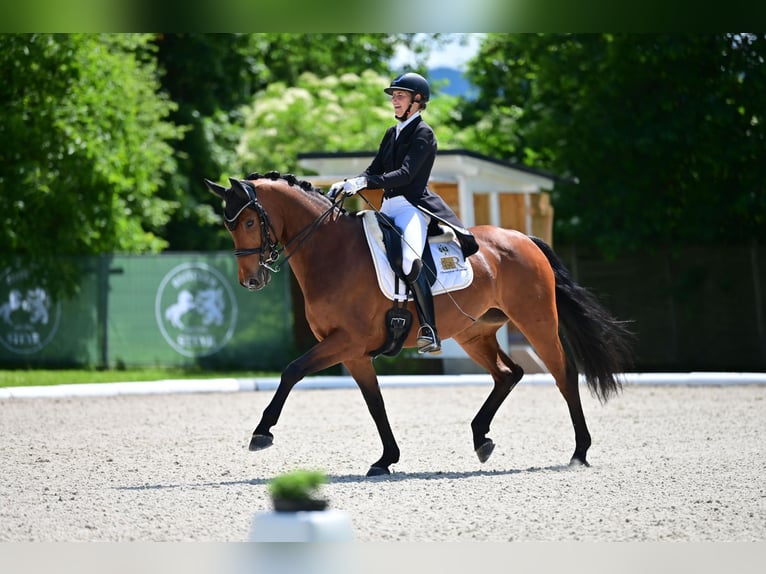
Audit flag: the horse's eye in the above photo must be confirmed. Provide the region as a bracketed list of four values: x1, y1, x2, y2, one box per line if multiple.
[245, 219, 255, 228]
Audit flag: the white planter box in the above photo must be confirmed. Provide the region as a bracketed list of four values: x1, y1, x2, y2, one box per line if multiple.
[249, 509, 354, 542]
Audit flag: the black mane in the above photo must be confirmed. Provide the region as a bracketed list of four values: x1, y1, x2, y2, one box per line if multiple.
[244, 171, 322, 194]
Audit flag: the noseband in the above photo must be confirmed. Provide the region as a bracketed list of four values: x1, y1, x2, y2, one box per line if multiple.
[224, 182, 281, 272]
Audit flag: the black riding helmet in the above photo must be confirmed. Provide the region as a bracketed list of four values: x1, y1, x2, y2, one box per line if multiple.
[384, 72, 430, 103]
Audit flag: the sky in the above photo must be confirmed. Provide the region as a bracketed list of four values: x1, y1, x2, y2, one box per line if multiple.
[391, 33, 484, 71]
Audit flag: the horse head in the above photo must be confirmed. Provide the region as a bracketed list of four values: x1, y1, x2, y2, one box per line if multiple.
[205, 177, 274, 291]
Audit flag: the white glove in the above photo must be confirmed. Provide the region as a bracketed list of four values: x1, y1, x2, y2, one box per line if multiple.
[328, 180, 345, 199]
[328, 177, 367, 199]
[342, 176, 367, 195]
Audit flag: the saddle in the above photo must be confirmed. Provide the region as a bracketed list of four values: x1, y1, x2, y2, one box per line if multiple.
[359, 211, 473, 357]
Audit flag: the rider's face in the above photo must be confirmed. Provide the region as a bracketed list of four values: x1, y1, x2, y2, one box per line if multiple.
[390, 90, 419, 119]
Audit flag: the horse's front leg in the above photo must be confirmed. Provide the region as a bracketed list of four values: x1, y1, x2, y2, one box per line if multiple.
[249, 334, 349, 451]
[343, 357, 400, 477]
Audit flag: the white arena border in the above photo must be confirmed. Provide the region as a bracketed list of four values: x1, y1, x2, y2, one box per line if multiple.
[1, 371, 765, 399]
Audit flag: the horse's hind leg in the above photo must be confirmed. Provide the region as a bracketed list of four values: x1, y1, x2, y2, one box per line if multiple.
[455, 320, 524, 463]
[561, 357, 591, 466]
[515, 319, 592, 466]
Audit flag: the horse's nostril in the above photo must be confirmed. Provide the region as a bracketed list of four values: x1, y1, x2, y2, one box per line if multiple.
[244, 277, 263, 291]
[239, 269, 270, 291]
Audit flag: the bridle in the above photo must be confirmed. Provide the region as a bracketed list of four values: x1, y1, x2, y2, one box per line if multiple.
[224, 178, 342, 273]
[224, 181, 282, 272]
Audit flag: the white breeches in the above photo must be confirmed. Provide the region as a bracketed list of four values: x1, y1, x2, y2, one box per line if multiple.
[380, 195, 430, 276]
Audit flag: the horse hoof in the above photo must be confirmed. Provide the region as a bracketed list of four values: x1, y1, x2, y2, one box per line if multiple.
[569, 456, 590, 467]
[475, 439, 495, 463]
[249, 434, 274, 451]
[366, 465, 390, 477]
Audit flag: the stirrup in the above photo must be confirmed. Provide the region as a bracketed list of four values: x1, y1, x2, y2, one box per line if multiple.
[416, 325, 441, 355]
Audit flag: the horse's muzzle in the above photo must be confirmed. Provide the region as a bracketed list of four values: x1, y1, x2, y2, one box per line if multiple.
[241, 268, 271, 291]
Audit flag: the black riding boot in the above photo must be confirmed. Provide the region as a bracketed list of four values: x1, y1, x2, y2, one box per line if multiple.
[405, 259, 441, 355]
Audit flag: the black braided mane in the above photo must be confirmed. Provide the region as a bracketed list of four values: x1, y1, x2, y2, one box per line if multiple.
[245, 171, 322, 194]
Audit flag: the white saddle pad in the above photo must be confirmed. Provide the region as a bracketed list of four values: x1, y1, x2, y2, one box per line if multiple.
[359, 210, 474, 302]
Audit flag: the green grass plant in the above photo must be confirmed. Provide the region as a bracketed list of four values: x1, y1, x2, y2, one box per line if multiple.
[0, 368, 277, 388]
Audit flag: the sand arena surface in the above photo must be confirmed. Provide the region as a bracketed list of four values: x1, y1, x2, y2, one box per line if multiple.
[1, 383, 764, 542]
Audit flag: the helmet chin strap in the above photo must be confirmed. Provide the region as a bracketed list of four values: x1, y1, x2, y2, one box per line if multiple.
[395, 95, 419, 122]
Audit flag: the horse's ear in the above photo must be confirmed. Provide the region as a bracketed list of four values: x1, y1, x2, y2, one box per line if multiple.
[204, 178, 227, 199]
[228, 177, 253, 201]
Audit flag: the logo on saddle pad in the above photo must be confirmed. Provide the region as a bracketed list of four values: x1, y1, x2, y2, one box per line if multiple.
[155, 262, 238, 357]
[0, 268, 62, 355]
[435, 243, 462, 271]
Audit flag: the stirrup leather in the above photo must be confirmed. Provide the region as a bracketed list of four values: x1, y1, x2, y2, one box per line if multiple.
[416, 325, 441, 355]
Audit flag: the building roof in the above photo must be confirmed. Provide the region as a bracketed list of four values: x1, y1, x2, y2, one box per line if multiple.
[298, 149, 564, 194]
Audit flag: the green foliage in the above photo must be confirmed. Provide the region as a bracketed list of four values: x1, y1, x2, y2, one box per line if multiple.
[268, 469, 327, 502]
[248, 33, 406, 86]
[0, 34, 182, 295]
[460, 34, 766, 256]
[236, 71, 390, 175]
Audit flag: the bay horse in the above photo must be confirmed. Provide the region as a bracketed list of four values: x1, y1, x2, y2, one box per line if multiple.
[205, 172, 632, 477]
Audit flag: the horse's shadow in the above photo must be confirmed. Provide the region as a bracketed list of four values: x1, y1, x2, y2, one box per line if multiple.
[114, 464, 573, 492]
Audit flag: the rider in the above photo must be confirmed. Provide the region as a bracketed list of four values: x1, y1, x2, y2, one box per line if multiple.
[329, 72, 476, 355]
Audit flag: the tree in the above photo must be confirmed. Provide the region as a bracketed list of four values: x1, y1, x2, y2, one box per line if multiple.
[459, 34, 766, 255]
[0, 34, 182, 296]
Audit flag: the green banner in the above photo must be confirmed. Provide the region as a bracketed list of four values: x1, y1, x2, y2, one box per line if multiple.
[0, 253, 294, 370]
[0, 265, 98, 365]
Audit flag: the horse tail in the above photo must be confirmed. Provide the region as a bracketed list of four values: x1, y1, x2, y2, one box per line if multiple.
[530, 237, 633, 403]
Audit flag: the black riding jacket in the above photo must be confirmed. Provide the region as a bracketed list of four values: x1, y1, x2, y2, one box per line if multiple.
[362, 116, 478, 257]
